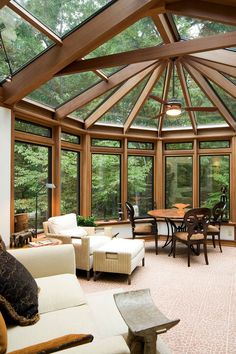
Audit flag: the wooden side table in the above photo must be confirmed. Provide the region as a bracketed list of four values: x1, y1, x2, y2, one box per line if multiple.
[114, 289, 180, 354]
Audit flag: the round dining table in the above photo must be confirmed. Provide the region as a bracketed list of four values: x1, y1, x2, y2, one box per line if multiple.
[148, 208, 187, 252]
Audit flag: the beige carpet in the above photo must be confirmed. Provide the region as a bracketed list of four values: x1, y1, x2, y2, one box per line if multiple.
[78, 240, 236, 354]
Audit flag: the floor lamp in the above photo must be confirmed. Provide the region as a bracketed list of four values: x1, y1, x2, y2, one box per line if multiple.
[35, 183, 56, 236]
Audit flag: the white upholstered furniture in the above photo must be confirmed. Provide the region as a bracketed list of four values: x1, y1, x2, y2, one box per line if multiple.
[43, 213, 113, 279]
[93, 238, 145, 284]
[8, 245, 171, 354]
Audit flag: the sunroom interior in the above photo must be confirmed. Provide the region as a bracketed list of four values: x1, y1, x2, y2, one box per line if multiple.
[1, 0, 236, 245]
[1, 1, 236, 353]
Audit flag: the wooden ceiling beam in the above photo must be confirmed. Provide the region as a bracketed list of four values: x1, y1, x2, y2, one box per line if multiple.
[176, 61, 197, 134]
[8, 1, 62, 45]
[55, 60, 158, 120]
[124, 63, 167, 133]
[2, 0, 164, 105]
[188, 56, 236, 77]
[187, 58, 236, 99]
[85, 64, 158, 129]
[182, 60, 236, 131]
[166, 0, 236, 26]
[190, 49, 236, 67]
[63, 31, 236, 73]
[0, 0, 10, 9]
[159, 61, 172, 136]
[151, 13, 177, 43]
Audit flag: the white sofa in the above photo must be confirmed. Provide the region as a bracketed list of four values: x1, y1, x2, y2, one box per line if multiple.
[7, 245, 172, 354]
[43, 213, 113, 279]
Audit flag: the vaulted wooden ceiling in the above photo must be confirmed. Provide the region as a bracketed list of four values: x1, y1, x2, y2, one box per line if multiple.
[1, 0, 236, 137]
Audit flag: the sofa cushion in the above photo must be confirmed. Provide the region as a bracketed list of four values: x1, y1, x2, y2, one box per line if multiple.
[60, 227, 87, 237]
[0, 250, 39, 326]
[0, 312, 7, 354]
[48, 214, 77, 234]
[36, 274, 87, 314]
[8, 333, 93, 354]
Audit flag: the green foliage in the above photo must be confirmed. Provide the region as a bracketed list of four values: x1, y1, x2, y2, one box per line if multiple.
[77, 215, 96, 227]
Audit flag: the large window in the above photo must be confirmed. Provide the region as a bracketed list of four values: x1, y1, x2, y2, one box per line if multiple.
[128, 155, 154, 216]
[92, 154, 121, 220]
[14, 142, 52, 232]
[199, 155, 230, 214]
[165, 156, 193, 208]
[61, 150, 80, 215]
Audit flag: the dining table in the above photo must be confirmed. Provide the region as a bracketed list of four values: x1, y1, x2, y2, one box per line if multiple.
[148, 208, 188, 253]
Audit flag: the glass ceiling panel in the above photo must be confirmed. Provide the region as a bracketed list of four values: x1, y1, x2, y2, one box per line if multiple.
[195, 111, 228, 127]
[206, 78, 236, 121]
[102, 66, 125, 77]
[131, 115, 158, 130]
[15, 0, 114, 37]
[86, 17, 162, 59]
[173, 15, 236, 40]
[27, 72, 101, 108]
[71, 86, 118, 121]
[183, 68, 226, 126]
[0, 7, 53, 79]
[134, 69, 166, 124]
[98, 76, 150, 125]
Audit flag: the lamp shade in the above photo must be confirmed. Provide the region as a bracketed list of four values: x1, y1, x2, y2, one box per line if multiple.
[166, 98, 182, 117]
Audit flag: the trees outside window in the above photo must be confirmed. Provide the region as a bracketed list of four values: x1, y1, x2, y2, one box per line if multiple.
[92, 154, 121, 220]
[199, 155, 230, 214]
[61, 150, 80, 215]
[14, 142, 51, 231]
[165, 156, 193, 208]
[128, 155, 154, 216]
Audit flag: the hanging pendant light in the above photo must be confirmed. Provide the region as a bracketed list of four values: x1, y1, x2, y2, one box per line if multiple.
[166, 58, 182, 117]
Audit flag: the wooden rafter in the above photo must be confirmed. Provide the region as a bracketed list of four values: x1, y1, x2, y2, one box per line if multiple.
[8, 1, 62, 45]
[190, 49, 236, 67]
[85, 64, 158, 129]
[166, 0, 236, 26]
[2, 0, 164, 105]
[124, 62, 167, 133]
[0, 0, 10, 9]
[187, 58, 236, 99]
[54, 60, 158, 120]
[62, 31, 236, 73]
[188, 56, 236, 77]
[182, 60, 236, 130]
[151, 13, 176, 43]
[159, 61, 172, 136]
[176, 61, 197, 134]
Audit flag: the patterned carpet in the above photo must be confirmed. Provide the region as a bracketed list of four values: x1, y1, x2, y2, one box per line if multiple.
[78, 240, 236, 354]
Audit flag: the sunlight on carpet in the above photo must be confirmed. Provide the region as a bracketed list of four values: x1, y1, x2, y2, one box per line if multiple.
[78, 241, 236, 354]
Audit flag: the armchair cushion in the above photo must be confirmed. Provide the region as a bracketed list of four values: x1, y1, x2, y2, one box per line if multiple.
[48, 214, 77, 234]
[59, 227, 87, 238]
[134, 224, 153, 233]
[36, 274, 87, 315]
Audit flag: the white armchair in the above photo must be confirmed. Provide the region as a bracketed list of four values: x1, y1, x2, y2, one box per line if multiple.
[43, 213, 113, 280]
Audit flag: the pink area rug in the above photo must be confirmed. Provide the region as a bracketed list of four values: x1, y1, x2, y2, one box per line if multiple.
[78, 241, 236, 354]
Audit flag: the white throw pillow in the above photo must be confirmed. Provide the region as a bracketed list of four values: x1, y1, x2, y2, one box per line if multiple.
[36, 274, 87, 314]
[59, 226, 87, 237]
[48, 213, 77, 234]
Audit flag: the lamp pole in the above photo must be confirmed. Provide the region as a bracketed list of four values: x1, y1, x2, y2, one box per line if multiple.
[35, 183, 56, 237]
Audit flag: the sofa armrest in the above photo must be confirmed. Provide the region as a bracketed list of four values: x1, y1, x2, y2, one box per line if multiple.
[8, 244, 76, 278]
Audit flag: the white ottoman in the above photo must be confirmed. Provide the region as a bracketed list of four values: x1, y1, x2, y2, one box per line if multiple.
[93, 238, 145, 284]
